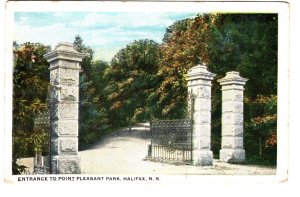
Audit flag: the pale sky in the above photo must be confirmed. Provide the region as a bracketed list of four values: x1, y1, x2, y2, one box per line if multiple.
[14, 12, 198, 62]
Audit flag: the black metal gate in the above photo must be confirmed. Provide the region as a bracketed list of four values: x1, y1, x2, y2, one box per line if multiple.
[148, 119, 193, 164]
[33, 111, 50, 174]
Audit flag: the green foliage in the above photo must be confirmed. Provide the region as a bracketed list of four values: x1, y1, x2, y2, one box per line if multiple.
[13, 42, 50, 159]
[208, 14, 278, 98]
[158, 14, 218, 119]
[244, 95, 277, 165]
[163, 18, 192, 43]
[12, 42, 51, 174]
[73, 35, 111, 149]
[106, 39, 161, 125]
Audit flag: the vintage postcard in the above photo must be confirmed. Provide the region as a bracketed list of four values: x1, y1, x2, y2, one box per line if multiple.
[3, 0, 290, 190]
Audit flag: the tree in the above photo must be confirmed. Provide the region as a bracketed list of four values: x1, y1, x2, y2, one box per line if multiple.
[245, 95, 277, 164]
[105, 39, 161, 125]
[13, 42, 51, 173]
[73, 35, 111, 149]
[208, 14, 278, 98]
[157, 14, 218, 119]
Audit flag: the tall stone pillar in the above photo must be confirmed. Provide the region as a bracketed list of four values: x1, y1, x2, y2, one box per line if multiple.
[44, 42, 84, 174]
[187, 64, 216, 166]
[218, 71, 248, 163]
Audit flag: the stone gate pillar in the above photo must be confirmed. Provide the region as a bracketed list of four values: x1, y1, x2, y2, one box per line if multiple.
[187, 64, 216, 166]
[218, 71, 248, 163]
[44, 42, 85, 174]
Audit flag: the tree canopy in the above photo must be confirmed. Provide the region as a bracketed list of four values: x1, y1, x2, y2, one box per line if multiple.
[106, 39, 161, 125]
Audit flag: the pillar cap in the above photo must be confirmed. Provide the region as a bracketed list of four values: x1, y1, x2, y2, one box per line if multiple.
[44, 42, 85, 63]
[187, 64, 216, 81]
[218, 71, 248, 86]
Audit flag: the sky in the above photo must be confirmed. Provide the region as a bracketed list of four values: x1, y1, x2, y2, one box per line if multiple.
[14, 12, 198, 62]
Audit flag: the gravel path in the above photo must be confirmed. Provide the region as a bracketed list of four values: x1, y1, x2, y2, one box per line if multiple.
[79, 126, 276, 175]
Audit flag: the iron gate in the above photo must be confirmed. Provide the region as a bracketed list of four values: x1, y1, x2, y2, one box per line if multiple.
[33, 111, 50, 174]
[149, 119, 193, 164]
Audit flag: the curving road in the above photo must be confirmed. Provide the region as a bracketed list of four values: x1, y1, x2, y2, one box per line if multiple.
[79, 126, 276, 175]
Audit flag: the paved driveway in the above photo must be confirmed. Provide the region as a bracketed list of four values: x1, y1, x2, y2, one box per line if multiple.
[79, 126, 276, 175]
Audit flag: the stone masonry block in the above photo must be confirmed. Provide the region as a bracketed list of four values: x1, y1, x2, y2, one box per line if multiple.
[194, 111, 210, 124]
[50, 85, 79, 102]
[59, 68, 80, 85]
[222, 89, 244, 101]
[51, 103, 78, 120]
[222, 112, 243, 125]
[194, 98, 211, 111]
[59, 86, 79, 102]
[221, 136, 243, 149]
[222, 124, 243, 137]
[222, 100, 243, 113]
[51, 120, 78, 137]
[195, 86, 211, 99]
[59, 138, 78, 154]
[193, 136, 211, 149]
[51, 155, 81, 174]
[220, 148, 245, 163]
[193, 150, 213, 166]
[193, 124, 211, 137]
[51, 137, 78, 155]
